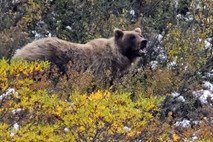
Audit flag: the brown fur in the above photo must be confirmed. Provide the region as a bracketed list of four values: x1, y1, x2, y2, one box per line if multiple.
[13, 28, 147, 79]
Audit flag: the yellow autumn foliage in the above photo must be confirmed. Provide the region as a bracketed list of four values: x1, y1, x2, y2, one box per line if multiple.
[0, 57, 212, 141]
[0, 60, 165, 141]
[0, 59, 48, 91]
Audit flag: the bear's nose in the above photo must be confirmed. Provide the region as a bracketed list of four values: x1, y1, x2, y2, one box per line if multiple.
[141, 39, 147, 48]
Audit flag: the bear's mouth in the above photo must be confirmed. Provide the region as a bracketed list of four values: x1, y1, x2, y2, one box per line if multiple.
[137, 40, 147, 56]
[138, 48, 146, 55]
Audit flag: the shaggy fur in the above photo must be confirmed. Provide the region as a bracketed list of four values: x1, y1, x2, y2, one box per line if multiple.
[13, 28, 147, 79]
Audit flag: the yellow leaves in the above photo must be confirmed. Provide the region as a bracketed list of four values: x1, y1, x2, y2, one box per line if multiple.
[11, 124, 75, 142]
[0, 59, 10, 90]
[0, 59, 48, 91]
[0, 123, 9, 131]
[0, 59, 165, 141]
[0, 77, 8, 91]
[78, 126, 86, 132]
[127, 130, 141, 137]
[36, 93, 70, 117]
[16, 79, 34, 87]
[88, 90, 110, 100]
[9, 60, 48, 77]
[136, 95, 164, 112]
[173, 133, 180, 142]
[0, 123, 10, 139]
[0, 85, 165, 141]
[54, 106, 64, 116]
[62, 91, 163, 140]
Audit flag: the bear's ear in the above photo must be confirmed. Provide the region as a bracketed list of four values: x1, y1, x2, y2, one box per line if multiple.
[114, 28, 124, 39]
[134, 28, 142, 34]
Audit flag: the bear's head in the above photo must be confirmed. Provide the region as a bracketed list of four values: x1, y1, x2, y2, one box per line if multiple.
[114, 27, 147, 61]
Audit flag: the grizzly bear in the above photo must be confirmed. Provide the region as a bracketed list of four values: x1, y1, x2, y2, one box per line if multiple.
[13, 28, 147, 79]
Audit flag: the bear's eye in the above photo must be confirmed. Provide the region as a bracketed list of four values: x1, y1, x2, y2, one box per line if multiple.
[129, 35, 136, 40]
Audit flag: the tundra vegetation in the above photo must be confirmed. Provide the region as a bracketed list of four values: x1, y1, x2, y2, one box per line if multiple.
[0, 0, 213, 141]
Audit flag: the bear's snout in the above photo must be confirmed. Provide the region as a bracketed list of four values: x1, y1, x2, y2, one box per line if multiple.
[138, 39, 147, 55]
[140, 39, 147, 49]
